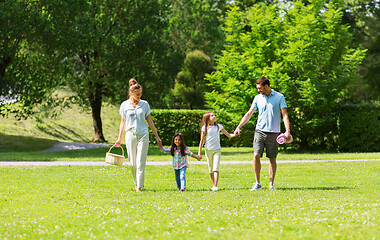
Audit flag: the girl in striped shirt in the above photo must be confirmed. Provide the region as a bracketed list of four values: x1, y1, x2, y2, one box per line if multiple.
[161, 133, 201, 191]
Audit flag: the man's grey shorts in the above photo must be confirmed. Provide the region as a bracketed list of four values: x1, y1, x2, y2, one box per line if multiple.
[253, 130, 280, 158]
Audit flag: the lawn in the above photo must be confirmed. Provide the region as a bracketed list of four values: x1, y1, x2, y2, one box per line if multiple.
[0, 161, 379, 239]
[0, 144, 379, 162]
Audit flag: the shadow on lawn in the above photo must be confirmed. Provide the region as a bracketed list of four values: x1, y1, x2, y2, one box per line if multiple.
[277, 186, 352, 191]
[141, 186, 353, 192]
[141, 187, 260, 192]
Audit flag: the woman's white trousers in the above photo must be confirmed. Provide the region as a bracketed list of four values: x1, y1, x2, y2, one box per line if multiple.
[125, 131, 149, 188]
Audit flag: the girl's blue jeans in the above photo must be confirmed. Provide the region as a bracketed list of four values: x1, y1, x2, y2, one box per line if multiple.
[174, 167, 187, 190]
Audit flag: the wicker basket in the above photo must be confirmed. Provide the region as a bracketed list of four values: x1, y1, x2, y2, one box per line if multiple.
[105, 145, 125, 166]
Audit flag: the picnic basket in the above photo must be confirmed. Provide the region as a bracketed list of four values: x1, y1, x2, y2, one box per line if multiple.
[105, 145, 125, 166]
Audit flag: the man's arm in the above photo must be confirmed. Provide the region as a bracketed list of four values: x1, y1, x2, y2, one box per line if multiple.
[281, 108, 291, 139]
[234, 108, 255, 135]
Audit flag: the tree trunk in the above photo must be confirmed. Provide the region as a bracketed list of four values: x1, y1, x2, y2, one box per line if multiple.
[90, 90, 107, 143]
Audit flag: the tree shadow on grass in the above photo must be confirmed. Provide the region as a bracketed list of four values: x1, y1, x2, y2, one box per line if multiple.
[277, 186, 352, 191]
[37, 123, 89, 142]
[0, 134, 57, 152]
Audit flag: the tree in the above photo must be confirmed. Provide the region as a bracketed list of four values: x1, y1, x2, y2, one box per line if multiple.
[173, 50, 215, 109]
[0, 0, 61, 116]
[39, 0, 172, 142]
[205, 0, 365, 149]
[333, 0, 379, 103]
[167, 0, 227, 58]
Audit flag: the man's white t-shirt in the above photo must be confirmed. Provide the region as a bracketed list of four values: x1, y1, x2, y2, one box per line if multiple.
[202, 124, 223, 150]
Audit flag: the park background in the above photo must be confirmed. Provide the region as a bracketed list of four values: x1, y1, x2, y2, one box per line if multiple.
[1, 0, 380, 239]
[1, 0, 380, 152]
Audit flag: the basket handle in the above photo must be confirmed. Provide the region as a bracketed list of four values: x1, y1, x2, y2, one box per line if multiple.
[108, 145, 125, 157]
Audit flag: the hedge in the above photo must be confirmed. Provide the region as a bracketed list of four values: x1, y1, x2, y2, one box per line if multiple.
[149, 109, 257, 147]
[336, 104, 380, 152]
[148, 104, 380, 152]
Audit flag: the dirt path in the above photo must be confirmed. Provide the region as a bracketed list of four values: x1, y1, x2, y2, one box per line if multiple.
[38, 141, 111, 152]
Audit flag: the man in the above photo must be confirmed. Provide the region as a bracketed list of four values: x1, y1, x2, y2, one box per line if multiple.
[234, 77, 291, 190]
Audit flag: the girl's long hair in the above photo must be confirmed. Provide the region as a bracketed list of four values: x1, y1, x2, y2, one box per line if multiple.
[170, 133, 186, 157]
[201, 111, 218, 136]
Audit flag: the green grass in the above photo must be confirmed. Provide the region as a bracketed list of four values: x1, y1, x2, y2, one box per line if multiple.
[0, 102, 120, 145]
[0, 161, 379, 239]
[0, 134, 58, 152]
[0, 145, 379, 162]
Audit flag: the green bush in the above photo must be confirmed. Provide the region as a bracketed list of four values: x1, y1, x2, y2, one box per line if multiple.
[336, 104, 380, 152]
[149, 109, 257, 147]
[150, 105, 380, 152]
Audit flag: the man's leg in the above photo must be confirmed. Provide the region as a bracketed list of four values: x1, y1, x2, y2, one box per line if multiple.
[253, 152, 262, 183]
[251, 130, 265, 190]
[266, 132, 279, 189]
[269, 158, 277, 186]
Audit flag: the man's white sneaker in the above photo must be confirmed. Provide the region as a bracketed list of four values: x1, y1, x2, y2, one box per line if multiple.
[269, 185, 275, 190]
[211, 186, 218, 191]
[250, 183, 262, 191]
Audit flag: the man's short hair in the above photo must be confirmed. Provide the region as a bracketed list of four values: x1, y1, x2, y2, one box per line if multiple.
[257, 77, 270, 86]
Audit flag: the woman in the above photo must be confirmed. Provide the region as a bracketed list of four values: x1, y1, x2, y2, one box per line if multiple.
[115, 78, 162, 192]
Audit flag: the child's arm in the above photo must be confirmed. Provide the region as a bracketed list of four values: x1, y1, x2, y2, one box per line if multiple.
[221, 128, 236, 138]
[186, 147, 201, 161]
[161, 146, 171, 153]
[198, 132, 206, 159]
[191, 154, 201, 161]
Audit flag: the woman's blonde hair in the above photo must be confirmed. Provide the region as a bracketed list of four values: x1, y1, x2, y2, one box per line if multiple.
[129, 78, 142, 97]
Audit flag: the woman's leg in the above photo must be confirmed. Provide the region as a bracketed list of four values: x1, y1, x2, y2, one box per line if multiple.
[125, 131, 138, 188]
[135, 133, 149, 190]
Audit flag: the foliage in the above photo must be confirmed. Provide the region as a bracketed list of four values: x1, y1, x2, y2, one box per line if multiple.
[0, 162, 379, 239]
[35, 0, 173, 142]
[149, 109, 255, 147]
[149, 109, 204, 147]
[205, 0, 366, 149]
[173, 50, 215, 109]
[164, 0, 228, 109]
[336, 104, 380, 152]
[167, 0, 227, 57]
[341, 0, 380, 102]
[0, 0, 62, 117]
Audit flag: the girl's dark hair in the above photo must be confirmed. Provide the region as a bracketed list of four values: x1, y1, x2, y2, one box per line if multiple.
[201, 111, 218, 136]
[170, 133, 186, 157]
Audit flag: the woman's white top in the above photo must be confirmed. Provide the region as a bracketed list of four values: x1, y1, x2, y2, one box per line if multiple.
[119, 99, 151, 135]
[201, 124, 223, 150]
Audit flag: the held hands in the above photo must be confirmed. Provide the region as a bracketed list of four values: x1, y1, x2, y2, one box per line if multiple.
[156, 136, 163, 149]
[234, 128, 241, 136]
